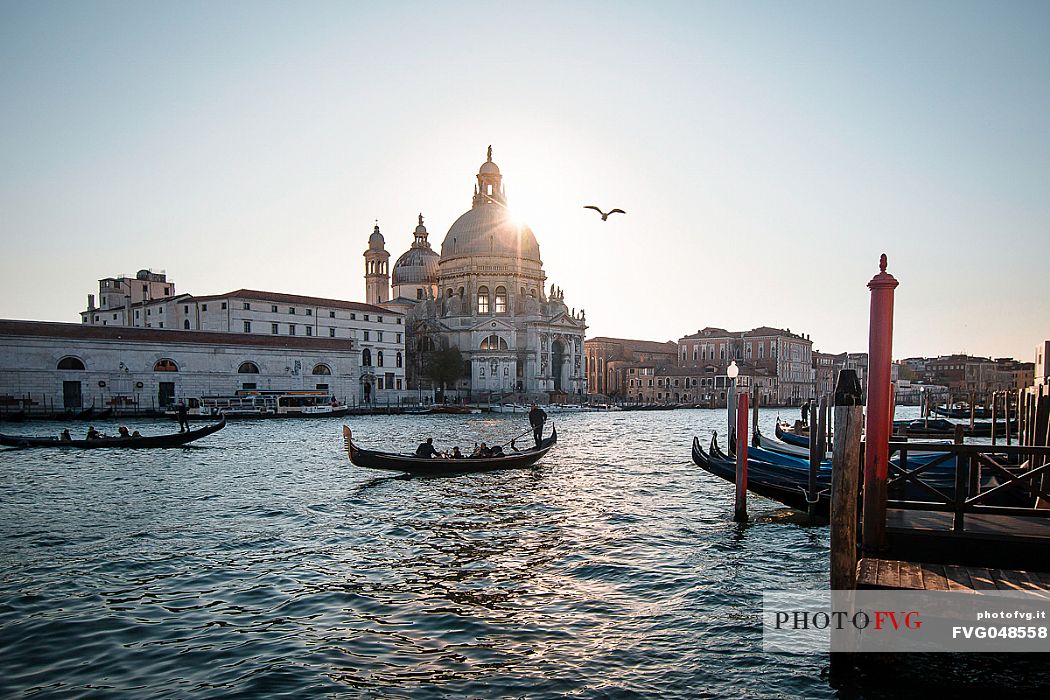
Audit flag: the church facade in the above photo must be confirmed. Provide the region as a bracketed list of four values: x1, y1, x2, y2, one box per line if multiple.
[364, 148, 587, 399]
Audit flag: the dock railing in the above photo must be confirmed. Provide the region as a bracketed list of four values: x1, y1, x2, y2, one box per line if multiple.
[887, 441, 1050, 533]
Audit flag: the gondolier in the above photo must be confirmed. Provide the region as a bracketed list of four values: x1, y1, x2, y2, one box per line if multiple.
[529, 403, 547, 447]
[176, 400, 189, 432]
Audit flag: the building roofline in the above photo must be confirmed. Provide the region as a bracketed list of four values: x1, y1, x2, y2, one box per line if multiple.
[0, 319, 358, 351]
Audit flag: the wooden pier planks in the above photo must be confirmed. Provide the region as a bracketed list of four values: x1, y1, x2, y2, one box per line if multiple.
[857, 558, 1050, 592]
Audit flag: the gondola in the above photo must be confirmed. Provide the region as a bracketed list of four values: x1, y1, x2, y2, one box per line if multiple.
[774, 422, 814, 449]
[693, 433, 830, 514]
[693, 431, 1022, 514]
[931, 405, 992, 420]
[0, 417, 226, 449]
[0, 410, 26, 422]
[342, 424, 557, 475]
[75, 407, 95, 420]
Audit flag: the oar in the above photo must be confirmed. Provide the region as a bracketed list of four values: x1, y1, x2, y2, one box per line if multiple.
[498, 427, 534, 450]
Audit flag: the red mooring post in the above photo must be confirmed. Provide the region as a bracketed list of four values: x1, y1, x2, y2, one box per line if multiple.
[862, 254, 898, 553]
[735, 391, 749, 522]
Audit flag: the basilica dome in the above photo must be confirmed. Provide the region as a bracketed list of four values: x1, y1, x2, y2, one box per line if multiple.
[392, 246, 439, 285]
[392, 214, 439, 287]
[439, 203, 541, 262]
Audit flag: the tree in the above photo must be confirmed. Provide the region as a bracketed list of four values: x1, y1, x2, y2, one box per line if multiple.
[423, 347, 464, 390]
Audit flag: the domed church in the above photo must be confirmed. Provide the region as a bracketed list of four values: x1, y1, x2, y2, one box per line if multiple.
[364, 147, 587, 399]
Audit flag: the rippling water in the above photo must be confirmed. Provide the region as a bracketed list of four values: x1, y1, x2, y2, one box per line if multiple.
[0, 406, 966, 698]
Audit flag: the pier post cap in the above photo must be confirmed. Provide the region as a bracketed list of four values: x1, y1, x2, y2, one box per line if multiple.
[867, 253, 899, 291]
[833, 369, 863, 406]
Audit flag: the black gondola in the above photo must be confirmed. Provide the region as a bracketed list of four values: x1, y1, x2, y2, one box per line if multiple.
[0, 417, 226, 449]
[342, 424, 557, 475]
[692, 434, 829, 514]
[931, 405, 992, 420]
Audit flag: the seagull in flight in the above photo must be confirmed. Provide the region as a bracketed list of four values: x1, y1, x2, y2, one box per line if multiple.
[584, 205, 625, 221]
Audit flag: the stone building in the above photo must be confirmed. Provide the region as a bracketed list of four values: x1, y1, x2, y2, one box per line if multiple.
[366, 147, 587, 399]
[677, 326, 814, 405]
[81, 286, 406, 404]
[584, 337, 678, 398]
[0, 320, 361, 414]
[920, 354, 1033, 396]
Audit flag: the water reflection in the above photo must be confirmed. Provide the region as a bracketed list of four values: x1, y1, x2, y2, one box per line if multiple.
[1, 408, 928, 698]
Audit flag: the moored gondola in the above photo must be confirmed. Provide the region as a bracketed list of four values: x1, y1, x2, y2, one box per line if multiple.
[0, 417, 226, 449]
[342, 424, 557, 475]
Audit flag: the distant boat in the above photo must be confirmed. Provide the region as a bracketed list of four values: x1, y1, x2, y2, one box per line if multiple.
[489, 403, 528, 414]
[931, 404, 993, 420]
[342, 424, 557, 475]
[431, 405, 481, 415]
[1, 418, 226, 449]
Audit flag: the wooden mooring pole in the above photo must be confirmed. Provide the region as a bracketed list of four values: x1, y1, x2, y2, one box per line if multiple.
[734, 391, 749, 523]
[830, 369, 863, 684]
[806, 396, 831, 522]
[831, 370, 863, 590]
[862, 254, 898, 554]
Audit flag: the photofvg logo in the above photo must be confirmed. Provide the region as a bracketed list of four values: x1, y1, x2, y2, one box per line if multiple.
[763, 591, 1050, 653]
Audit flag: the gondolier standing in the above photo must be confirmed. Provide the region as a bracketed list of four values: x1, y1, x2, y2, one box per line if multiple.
[176, 400, 189, 433]
[529, 403, 547, 447]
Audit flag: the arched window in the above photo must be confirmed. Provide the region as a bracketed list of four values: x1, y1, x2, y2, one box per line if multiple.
[396, 352, 403, 368]
[238, 361, 259, 374]
[477, 286, 490, 314]
[529, 289, 537, 299]
[362, 349, 372, 366]
[154, 359, 179, 372]
[480, 334, 508, 350]
[377, 351, 384, 367]
[458, 286, 465, 298]
[494, 286, 507, 314]
[183, 319, 190, 330]
[446, 288, 453, 298]
[312, 364, 332, 375]
[57, 356, 85, 370]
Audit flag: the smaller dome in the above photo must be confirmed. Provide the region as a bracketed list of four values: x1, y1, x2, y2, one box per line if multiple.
[479, 160, 500, 175]
[392, 247, 439, 286]
[368, 224, 385, 249]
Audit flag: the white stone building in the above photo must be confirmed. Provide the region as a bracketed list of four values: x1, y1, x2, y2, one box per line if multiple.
[0, 320, 362, 414]
[79, 287, 406, 403]
[368, 147, 587, 399]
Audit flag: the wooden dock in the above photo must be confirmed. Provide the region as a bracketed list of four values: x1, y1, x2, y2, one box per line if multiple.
[857, 557, 1050, 592]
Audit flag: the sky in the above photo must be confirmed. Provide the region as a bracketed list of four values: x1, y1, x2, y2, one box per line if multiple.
[1, 1, 1047, 361]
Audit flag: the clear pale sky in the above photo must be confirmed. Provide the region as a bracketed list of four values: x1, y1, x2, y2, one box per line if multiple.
[1, 1, 1047, 361]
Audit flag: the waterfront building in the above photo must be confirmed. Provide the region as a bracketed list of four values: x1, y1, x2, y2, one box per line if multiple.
[919, 354, 1034, 396]
[584, 337, 678, 398]
[82, 270, 176, 321]
[79, 286, 405, 404]
[0, 320, 361, 414]
[677, 327, 814, 405]
[367, 148, 587, 399]
[619, 360, 777, 406]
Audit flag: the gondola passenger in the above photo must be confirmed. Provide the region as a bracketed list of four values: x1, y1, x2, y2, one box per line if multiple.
[59, 429, 72, 441]
[86, 426, 101, 440]
[451, 446, 464, 459]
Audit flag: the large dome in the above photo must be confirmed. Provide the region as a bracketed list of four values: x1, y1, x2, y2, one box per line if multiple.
[392, 246, 439, 285]
[440, 202, 541, 262]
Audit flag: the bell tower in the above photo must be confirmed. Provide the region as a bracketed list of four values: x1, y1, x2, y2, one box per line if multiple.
[472, 145, 506, 207]
[363, 222, 390, 305]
